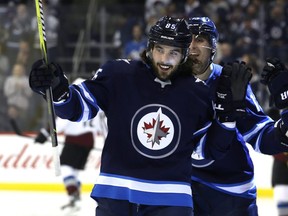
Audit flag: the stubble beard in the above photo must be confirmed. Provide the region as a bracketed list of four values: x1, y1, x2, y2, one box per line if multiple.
[187, 56, 208, 76]
[152, 62, 177, 81]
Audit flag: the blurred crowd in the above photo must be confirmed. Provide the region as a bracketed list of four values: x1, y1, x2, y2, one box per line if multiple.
[0, 0, 287, 132]
[0, 0, 64, 132]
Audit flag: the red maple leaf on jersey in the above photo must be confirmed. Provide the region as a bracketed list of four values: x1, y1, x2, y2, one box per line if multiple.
[142, 117, 170, 148]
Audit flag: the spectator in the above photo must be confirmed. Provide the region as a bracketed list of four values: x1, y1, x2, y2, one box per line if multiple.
[0, 23, 9, 44]
[112, 17, 144, 59]
[0, 42, 10, 91]
[234, 18, 260, 57]
[16, 39, 31, 70]
[144, 0, 170, 22]
[245, 1, 261, 31]
[123, 23, 147, 60]
[204, 0, 230, 24]
[184, 0, 207, 18]
[3, 62, 32, 131]
[214, 41, 235, 64]
[228, 5, 245, 44]
[144, 0, 170, 35]
[264, 2, 288, 62]
[5, 3, 32, 66]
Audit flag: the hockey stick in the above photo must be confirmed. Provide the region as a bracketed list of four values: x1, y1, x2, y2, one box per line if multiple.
[6, 110, 105, 152]
[34, 0, 61, 176]
[9, 122, 103, 152]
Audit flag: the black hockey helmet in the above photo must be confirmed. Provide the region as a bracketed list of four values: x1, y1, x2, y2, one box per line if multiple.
[147, 16, 192, 63]
[187, 17, 219, 54]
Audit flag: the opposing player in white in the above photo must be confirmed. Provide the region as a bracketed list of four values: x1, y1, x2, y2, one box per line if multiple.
[35, 78, 107, 215]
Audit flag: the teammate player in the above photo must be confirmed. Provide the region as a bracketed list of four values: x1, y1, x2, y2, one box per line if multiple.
[34, 78, 107, 214]
[186, 16, 288, 216]
[28, 16, 250, 216]
[267, 107, 288, 216]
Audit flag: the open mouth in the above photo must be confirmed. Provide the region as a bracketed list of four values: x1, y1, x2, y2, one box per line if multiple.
[158, 64, 172, 71]
[189, 52, 199, 56]
[188, 55, 200, 64]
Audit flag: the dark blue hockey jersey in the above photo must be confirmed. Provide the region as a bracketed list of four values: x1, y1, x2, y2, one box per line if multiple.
[191, 63, 288, 199]
[54, 59, 236, 207]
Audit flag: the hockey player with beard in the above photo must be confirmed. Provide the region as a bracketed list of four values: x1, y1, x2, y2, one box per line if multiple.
[186, 16, 288, 216]
[28, 16, 251, 216]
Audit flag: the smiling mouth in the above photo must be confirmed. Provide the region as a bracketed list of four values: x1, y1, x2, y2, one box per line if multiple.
[190, 52, 199, 56]
[188, 56, 200, 65]
[158, 64, 171, 71]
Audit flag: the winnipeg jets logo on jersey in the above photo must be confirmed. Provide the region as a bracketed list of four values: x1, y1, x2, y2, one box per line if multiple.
[142, 108, 170, 148]
[131, 104, 181, 159]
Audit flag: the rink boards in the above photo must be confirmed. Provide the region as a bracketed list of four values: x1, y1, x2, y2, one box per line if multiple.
[0, 133, 102, 192]
[0, 134, 273, 197]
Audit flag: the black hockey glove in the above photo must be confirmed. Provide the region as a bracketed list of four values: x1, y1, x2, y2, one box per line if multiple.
[34, 128, 50, 144]
[215, 61, 252, 122]
[260, 58, 288, 109]
[29, 59, 70, 102]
